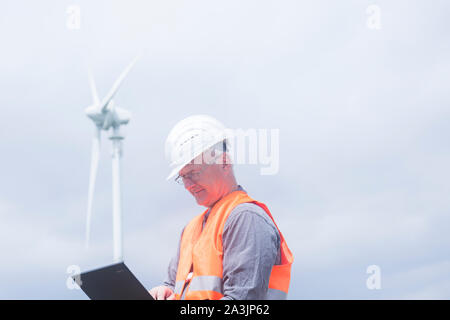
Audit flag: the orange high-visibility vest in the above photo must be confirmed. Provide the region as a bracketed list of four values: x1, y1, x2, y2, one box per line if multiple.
[174, 190, 293, 300]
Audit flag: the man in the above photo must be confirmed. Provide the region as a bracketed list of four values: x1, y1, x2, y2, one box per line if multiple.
[149, 115, 293, 300]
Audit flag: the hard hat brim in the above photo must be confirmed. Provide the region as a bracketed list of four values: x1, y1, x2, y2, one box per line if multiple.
[166, 163, 186, 181]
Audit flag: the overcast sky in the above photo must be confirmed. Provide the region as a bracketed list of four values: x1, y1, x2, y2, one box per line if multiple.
[0, 0, 449, 299]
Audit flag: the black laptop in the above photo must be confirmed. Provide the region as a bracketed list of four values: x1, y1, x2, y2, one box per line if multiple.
[73, 262, 154, 300]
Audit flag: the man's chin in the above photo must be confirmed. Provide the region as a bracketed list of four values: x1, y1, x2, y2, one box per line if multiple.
[195, 197, 207, 207]
[193, 192, 209, 207]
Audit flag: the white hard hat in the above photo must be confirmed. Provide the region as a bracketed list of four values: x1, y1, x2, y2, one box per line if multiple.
[165, 114, 228, 180]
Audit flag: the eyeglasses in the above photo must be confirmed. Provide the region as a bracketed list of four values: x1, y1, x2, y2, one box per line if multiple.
[175, 167, 206, 185]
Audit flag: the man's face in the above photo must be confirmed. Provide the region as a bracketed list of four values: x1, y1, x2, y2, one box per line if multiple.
[179, 154, 226, 207]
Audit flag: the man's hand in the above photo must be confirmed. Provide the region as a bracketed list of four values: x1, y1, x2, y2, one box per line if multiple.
[149, 285, 175, 300]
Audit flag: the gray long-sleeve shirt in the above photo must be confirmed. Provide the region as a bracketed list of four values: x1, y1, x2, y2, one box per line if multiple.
[163, 186, 281, 300]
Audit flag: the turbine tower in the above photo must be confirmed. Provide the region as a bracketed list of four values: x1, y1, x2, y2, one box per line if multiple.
[84, 55, 139, 263]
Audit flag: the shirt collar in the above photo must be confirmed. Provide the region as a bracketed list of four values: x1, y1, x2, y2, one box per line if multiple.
[204, 185, 245, 219]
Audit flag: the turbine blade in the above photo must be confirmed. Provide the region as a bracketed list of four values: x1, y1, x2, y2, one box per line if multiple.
[86, 126, 101, 248]
[100, 54, 141, 112]
[88, 68, 100, 105]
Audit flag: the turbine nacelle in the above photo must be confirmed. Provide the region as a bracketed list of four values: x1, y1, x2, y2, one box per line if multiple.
[85, 102, 131, 130]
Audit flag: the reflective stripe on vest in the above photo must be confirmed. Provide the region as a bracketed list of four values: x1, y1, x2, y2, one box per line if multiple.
[188, 275, 223, 294]
[177, 276, 223, 300]
[174, 280, 184, 295]
[267, 288, 288, 300]
[177, 277, 286, 300]
[174, 190, 293, 300]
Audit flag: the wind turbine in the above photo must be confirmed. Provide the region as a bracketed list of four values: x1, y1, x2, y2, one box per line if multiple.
[84, 55, 139, 263]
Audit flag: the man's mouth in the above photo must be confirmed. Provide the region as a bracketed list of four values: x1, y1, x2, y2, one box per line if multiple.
[192, 189, 204, 195]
